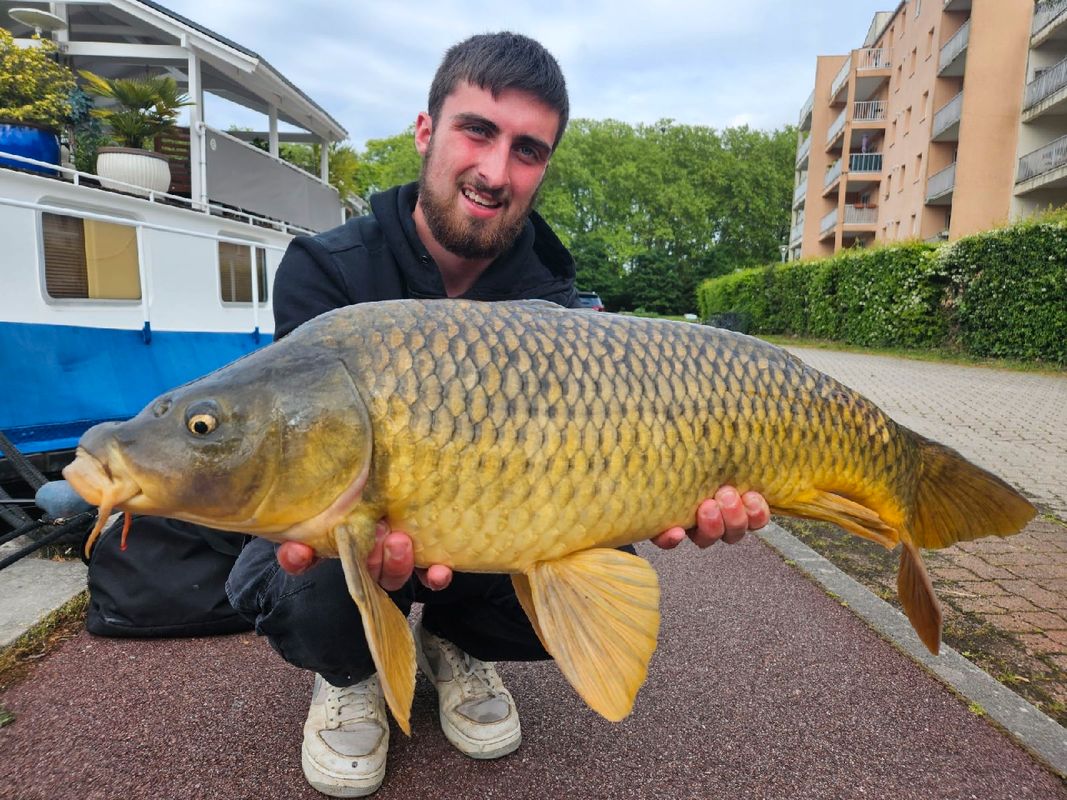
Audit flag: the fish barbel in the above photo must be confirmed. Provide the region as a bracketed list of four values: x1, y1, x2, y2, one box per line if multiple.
[63, 299, 1035, 733]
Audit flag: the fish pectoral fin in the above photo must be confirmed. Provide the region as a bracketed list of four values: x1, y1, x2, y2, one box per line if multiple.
[773, 490, 899, 549]
[335, 518, 415, 735]
[522, 548, 660, 722]
[898, 538, 943, 655]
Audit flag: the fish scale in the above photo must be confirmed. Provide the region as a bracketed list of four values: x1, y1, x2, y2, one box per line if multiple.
[63, 298, 1037, 730]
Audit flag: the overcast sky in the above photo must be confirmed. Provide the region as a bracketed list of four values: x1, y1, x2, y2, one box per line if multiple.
[163, 0, 894, 148]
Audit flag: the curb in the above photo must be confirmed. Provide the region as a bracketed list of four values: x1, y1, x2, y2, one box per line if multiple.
[758, 522, 1067, 779]
[0, 537, 87, 650]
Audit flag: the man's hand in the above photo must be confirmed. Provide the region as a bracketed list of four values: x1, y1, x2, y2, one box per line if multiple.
[277, 486, 770, 585]
[649, 486, 770, 550]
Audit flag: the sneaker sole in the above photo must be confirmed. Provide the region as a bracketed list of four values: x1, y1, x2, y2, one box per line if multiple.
[301, 743, 385, 798]
[415, 636, 522, 760]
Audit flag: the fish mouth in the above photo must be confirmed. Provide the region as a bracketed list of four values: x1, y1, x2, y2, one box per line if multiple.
[63, 447, 144, 551]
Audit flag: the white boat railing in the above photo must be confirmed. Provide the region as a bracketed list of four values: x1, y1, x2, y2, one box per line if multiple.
[1017, 133, 1067, 183]
[1033, 0, 1067, 35]
[932, 91, 964, 137]
[0, 150, 316, 236]
[853, 100, 887, 122]
[939, 20, 970, 73]
[1025, 55, 1067, 110]
[926, 163, 957, 200]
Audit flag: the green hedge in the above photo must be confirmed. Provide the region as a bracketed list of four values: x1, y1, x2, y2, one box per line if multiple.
[698, 220, 1067, 365]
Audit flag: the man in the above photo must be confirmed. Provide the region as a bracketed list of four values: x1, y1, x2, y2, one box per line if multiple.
[226, 32, 770, 798]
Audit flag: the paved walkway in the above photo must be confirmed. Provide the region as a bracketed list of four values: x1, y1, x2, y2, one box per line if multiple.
[788, 347, 1067, 669]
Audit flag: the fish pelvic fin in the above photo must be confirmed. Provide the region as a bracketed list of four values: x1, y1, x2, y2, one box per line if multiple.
[911, 436, 1036, 550]
[520, 548, 660, 722]
[335, 515, 415, 735]
[771, 490, 899, 549]
[898, 538, 943, 654]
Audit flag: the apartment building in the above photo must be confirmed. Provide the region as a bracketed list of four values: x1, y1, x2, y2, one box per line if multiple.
[789, 0, 1062, 261]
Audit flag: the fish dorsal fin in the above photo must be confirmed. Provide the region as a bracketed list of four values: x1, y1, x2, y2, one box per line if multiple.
[519, 548, 660, 722]
[772, 490, 900, 549]
[335, 516, 416, 735]
[898, 539, 943, 655]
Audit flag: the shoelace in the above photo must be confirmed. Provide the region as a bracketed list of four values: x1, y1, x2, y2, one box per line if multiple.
[456, 652, 503, 698]
[326, 680, 378, 727]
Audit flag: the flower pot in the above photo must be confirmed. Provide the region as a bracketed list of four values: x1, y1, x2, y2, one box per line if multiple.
[95, 147, 171, 196]
[0, 122, 60, 176]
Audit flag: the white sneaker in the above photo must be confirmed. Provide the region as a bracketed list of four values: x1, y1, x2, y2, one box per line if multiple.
[301, 673, 388, 797]
[414, 622, 522, 759]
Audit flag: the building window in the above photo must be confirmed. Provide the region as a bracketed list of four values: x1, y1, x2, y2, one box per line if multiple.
[921, 90, 930, 120]
[911, 214, 918, 235]
[926, 27, 935, 59]
[42, 212, 141, 300]
[900, 163, 906, 188]
[905, 106, 913, 133]
[219, 242, 268, 304]
[915, 152, 923, 177]
[910, 47, 917, 76]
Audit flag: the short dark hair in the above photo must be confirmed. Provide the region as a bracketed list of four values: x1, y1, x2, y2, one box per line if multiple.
[427, 32, 569, 151]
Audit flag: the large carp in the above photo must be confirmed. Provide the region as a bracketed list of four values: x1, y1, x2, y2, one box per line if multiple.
[64, 299, 1035, 732]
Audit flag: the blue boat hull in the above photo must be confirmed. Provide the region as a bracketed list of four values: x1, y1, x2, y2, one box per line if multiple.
[0, 321, 269, 455]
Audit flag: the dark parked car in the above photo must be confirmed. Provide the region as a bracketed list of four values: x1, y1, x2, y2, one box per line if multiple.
[577, 291, 605, 311]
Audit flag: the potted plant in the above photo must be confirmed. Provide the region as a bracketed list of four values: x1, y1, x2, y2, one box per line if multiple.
[78, 70, 191, 195]
[0, 28, 75, 175]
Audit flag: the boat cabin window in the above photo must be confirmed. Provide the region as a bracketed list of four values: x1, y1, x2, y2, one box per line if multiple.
[218, 242, 268, 305]
[41, 213, 141, 300]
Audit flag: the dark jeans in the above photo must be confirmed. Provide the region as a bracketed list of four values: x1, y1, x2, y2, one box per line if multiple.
[225, 537, 555, 688]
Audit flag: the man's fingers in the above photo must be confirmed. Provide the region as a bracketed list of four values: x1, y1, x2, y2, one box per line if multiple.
[277, 541, 319, 575]
[377, 531, 414, 592]
[650, 527, 687, 550]
[416, 564, 453, 590]
[742, 490, 771, 532]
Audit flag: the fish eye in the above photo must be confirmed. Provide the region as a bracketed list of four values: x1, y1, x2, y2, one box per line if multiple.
[184, 401, 221, 436]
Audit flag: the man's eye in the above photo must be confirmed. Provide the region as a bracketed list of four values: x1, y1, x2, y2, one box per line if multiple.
[517, 145, 541, 162]
[467, 124, 488, 137]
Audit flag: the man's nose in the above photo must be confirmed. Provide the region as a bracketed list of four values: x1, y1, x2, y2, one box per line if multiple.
[477, 140, 510, 187]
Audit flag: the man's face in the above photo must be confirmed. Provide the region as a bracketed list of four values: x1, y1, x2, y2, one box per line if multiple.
[414, 81, 560, 260]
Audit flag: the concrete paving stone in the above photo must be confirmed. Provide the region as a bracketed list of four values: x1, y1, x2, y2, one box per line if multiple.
[1018, 634, 1064, 658]
[948, 554, 1019, 581]
[967, 581, 1013, 598]
[998, 580, 1066, 610]
[931, 567, 982, 583]
[994, 595, 1042, 613]
[994, 614, 1044, 634]
[987, 552, 1057, 569]
[1051, 654, 1067, 671]
[1019, 612, 1067, 632]
[953, 597, 1010, 616]
[1047, 630, 1067, 647]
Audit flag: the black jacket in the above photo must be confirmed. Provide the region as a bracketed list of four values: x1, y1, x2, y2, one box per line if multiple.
[272, 182, 580, 339]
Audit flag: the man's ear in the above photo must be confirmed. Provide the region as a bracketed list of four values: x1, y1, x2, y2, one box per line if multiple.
[414, 112, 433, 156]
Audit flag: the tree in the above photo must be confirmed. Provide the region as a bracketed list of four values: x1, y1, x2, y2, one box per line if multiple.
[354, 128, 421, 198]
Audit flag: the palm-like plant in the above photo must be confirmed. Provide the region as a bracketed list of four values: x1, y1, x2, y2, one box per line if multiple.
[78, 70, 192, 149]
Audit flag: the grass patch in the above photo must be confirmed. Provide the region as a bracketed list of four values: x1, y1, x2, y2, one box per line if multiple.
[778, 518, 1067, 726]
[0, 590, 88, 700]
[759, 334, 1065, 376]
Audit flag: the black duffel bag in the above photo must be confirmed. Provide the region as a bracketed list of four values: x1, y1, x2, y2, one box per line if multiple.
[85, 515, 252, 637]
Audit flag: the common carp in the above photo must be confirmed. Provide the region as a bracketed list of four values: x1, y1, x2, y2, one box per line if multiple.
[63, 299, 1035, 732]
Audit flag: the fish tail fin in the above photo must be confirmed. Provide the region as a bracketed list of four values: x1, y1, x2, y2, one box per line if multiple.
[335, 518, 416, 735]
[910, 436, 1036, 551]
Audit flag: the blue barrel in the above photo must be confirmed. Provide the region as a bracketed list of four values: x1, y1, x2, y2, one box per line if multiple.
[0, 123, 60, 176]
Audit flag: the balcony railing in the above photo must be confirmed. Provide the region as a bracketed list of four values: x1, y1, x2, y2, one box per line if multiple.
[853, 100, 887, 122]
[799, 90, 814, 129]
[932, 91, 964, 138]
[856, 48, 890, 71]
[848, 152, 883, 172]
[939, 20, 970, 73]
[830, 56, 852, 101]
[824, 158, 842, 188]
[796, 134, 812, 165]
[820, 208, 838, 235]
[826, 108, 847, 146]
[793, 177, 808, 206]
[926, 162, 956, 201]
[1025, 55, 1067, 110]
[844, 204, 878, 224]
[790, 218, 805, 244]
[1017, 134, 1067, 183]
[1033, 0, 1067, 35]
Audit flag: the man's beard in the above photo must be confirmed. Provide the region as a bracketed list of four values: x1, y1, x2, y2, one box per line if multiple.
[417, 140, 536, 260]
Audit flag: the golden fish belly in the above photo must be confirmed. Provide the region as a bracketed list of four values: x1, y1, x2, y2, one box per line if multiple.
[333, 300, 914, 573]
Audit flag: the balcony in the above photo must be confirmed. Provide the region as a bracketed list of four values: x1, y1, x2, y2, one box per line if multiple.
[1032, 0, 1067, 43]
[830, 56, 852, 104]
[849, 152, 883, 174]
[843, 204, 878, 225]
[926, 163, 956, 204]
[799, 90, 814, 131]
[853, 100, 887, 124]
[939, 20, 970, 77]
[943, 0, 971, 10]
[793, 177, 808, 208]
[824, 158, 843, 190]
[796, 134, 811, 167]
[1017, 134, 1067, 189]
[1023, 56, 1067, 120]
[932, 92, 964, 141]
[820, 208, 838, 237]
[826, 108, 847, 148]
[856, 48, 890, 72]
[790, 218, 805, 245]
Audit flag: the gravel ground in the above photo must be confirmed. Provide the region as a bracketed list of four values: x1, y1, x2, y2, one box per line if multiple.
[1, 537, 1064, 800]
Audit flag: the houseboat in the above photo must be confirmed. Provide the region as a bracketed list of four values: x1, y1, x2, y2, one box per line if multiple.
[0, 0, 350, 470]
